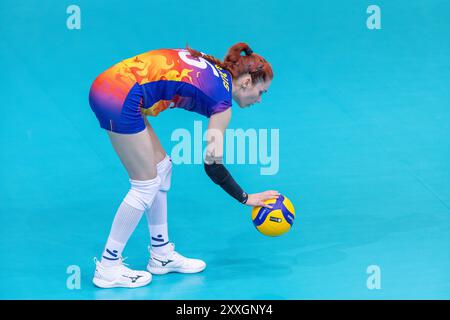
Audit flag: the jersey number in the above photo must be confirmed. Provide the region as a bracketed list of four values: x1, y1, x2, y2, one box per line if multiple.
[178, 50, 219, 77]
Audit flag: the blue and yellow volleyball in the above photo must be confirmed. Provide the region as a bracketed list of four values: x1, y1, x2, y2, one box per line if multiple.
[251, 195, 296, 236]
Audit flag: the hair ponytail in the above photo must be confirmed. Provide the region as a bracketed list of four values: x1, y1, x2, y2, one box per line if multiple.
[185, 42, 273, 83]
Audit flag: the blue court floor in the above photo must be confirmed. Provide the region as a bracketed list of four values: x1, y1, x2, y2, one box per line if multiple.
[0, 0, 449, 299]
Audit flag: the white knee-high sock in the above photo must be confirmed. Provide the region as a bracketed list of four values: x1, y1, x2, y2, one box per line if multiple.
[146, 191, 170, 255]
[101, 176, 161, 266]
[101, 202, 144, 266]
[146, 155, 171, 256]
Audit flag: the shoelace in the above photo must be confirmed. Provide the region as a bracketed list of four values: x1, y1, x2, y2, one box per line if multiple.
[93, 256, 130, 268]
[120, 256, 130, 267]
[117, 257, 136, 275]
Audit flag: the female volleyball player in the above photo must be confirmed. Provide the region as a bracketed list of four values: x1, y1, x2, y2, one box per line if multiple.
[89, 42, 279, 288]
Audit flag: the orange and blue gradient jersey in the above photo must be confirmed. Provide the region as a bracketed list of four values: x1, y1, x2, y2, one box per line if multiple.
[89, 48, 233, 131]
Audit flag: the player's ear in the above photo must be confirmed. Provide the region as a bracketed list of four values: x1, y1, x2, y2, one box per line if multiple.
[237, 74, 251, 89]
[244, 75, 252, 88]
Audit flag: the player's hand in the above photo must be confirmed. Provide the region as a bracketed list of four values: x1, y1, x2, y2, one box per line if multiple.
[245, 191, 280, 209]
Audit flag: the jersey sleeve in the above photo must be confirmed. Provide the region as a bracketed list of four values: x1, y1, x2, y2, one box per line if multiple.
[210, 100, 232, 116]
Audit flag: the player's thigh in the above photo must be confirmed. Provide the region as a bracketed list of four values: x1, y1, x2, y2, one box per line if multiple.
[143, 116, 167, 164]
[107, 128, 158, 180]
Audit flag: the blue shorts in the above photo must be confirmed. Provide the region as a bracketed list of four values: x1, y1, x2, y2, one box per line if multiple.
[88, 63, 147, 134]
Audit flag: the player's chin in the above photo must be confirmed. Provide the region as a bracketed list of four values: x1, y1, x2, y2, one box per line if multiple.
[238, 101, 253, 108]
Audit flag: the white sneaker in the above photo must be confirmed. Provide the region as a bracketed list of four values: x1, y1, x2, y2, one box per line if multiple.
[147, 243, 206, 275]
[93, 257, 152, 288]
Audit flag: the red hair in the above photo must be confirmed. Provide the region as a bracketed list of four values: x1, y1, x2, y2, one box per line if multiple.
[186, 42, 273, 83]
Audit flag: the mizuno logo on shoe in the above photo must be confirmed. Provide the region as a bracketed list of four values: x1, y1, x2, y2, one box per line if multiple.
[122, 275, 143, 283]
[153, 258, 173, 266]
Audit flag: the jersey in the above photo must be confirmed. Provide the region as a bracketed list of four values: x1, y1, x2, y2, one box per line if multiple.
[119, 48, 233, 117]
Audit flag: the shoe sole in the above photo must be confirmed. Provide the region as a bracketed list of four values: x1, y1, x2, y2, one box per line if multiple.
[93, 277, 152, 289]
[147, 264, 206, 275]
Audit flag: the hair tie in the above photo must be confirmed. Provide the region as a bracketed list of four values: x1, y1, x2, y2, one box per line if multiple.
[246, 48, 253, 55]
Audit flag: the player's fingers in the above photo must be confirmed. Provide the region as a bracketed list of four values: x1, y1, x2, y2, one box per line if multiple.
[263, 194, 279, 201]
[262, 202, 273, 209]
[259, 198, 274, 208]
[265, 190, 280, 198]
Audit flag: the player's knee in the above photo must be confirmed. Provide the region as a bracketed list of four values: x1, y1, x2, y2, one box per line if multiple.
[123, 175, 162, 211]
[157, 154, 172, 192]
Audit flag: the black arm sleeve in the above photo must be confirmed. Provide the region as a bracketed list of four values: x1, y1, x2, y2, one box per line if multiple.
[204, 161, 248, 204]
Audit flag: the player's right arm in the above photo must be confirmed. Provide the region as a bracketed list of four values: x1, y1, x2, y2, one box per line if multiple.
[204, 108, 279, 209]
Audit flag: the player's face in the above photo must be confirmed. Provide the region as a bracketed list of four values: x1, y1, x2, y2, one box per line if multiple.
[232, 74, 271, 108]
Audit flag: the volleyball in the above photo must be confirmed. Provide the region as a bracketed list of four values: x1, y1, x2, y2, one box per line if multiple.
[251, 195, 295, 236]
